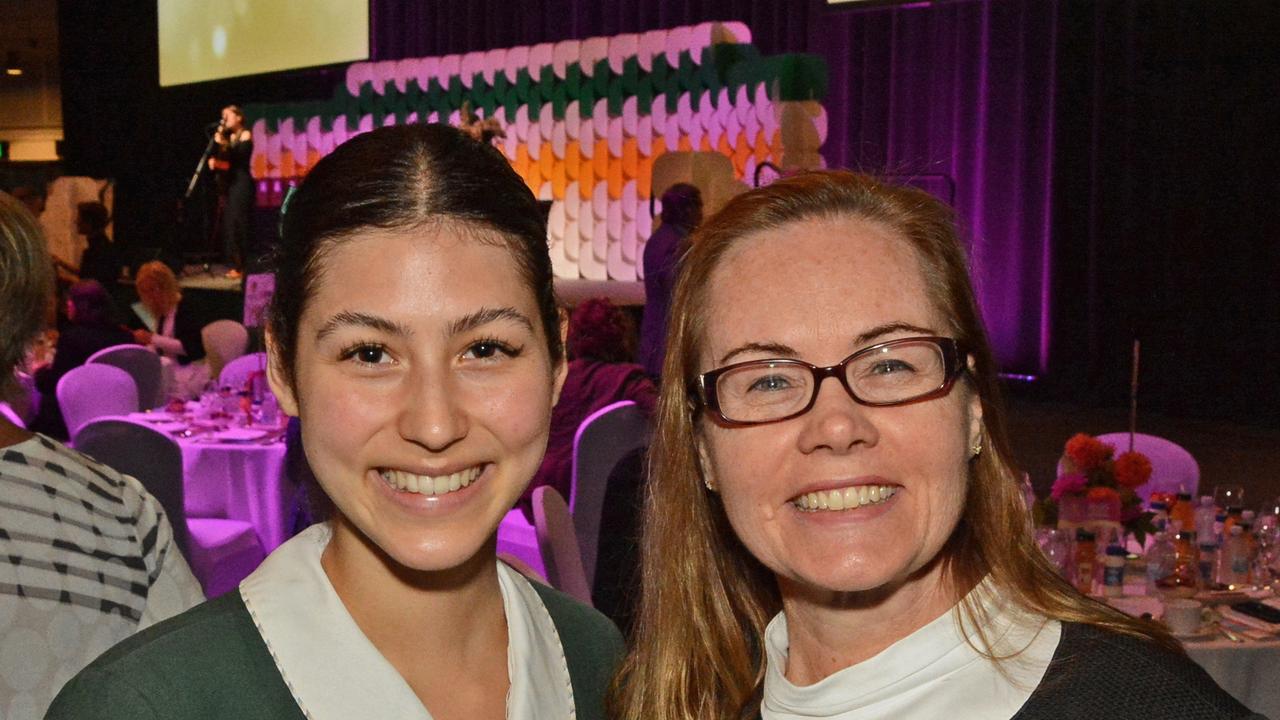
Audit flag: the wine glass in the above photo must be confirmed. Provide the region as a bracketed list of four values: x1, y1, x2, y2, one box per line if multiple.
[1036, 528, 1074, 579]
[1214, 484, 1245, 510]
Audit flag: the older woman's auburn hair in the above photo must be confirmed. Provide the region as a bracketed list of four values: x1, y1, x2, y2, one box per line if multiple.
[134, 260, 182, 306]
[608, 170, 1175, 720]
[0, 192, 53, 379]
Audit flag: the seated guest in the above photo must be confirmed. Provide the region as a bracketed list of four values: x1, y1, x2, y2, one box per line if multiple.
[0, 192, 203, 720]
[30, 280, 134, 439]
[516, 297, 656, 522]
[127, 260, 203, 365]
[638, 182, 702, 379]
[611, 171, 1261, 719]
[72, 201, 124, 292]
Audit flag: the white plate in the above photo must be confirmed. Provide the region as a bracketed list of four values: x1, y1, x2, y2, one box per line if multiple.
[127, 411, 181, 423]
[211, 428, 269, 443]
[1171, 626, 1217, 642]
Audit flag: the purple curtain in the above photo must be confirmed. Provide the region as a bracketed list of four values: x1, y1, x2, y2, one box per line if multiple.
[369, 0, 1057, 373]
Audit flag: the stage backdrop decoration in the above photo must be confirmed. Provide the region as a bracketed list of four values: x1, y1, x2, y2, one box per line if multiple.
[243, 21, 828, 282]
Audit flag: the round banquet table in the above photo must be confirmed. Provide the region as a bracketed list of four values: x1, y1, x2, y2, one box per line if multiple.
[178, 433, 291, 553]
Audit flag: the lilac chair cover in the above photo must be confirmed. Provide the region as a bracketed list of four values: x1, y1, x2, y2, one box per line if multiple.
[87, 344, 164, 409]
[0, 402, 23, 428]
[570, 400, 649, 587]
[533, 486, 593, 605]
[1095, 432, 1200, 504]
[56, 364, 138, 438]
[201, 319, 250, 379]
[73, 418, 266, 598]
[217, 352, 267, 392]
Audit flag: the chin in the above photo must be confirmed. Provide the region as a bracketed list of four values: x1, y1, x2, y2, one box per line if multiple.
[370, 526, 496, 575]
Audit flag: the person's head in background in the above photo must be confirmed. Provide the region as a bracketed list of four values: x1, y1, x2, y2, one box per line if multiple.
[134, 261, 181, 317]
[64, 280, 114, 326]
[658, 183, 703, 232]
[567, 297, 635, 364]
[221, 105, 246, 133]
[0, 192, 54, 408]
[76, 202, 110, 239]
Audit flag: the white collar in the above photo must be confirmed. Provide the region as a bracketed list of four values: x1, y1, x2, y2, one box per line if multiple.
[240, 523, 575, 720]
[762, 576, 1060, 720]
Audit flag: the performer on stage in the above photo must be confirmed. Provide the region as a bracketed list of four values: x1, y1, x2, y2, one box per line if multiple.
[208, 105, 254, 277]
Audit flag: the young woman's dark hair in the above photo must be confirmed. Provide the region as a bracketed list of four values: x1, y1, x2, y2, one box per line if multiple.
[66, 280, 114, 326]
[76, 202, 110, 234]
[268, 123, 561, 388]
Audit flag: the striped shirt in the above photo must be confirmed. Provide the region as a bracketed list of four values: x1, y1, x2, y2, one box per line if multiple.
[0, 433, 204, 719]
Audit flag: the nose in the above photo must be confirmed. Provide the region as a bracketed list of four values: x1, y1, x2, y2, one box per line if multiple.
[796, 374, 878, 454]
[398, 363, 469, 452]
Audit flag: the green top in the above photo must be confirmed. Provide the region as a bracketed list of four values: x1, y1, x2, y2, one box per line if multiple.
[47, 582, 623, 719]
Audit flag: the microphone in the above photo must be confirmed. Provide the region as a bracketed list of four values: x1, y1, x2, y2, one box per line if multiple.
[206, 119, 226, 131]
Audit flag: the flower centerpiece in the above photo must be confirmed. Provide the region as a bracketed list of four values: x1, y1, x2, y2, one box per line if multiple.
[1035, 433, 1157, 542]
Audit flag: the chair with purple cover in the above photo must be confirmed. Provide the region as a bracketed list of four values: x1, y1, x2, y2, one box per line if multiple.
[569, 400, 649, 589]
[87, 343, 164, 409]
[1095, 432, 1200, 504]
[55, 363, 138, 438]
[532, 486, 593, 605]
[218, 352, 267, 392]
[201, 319, 250, 380]
[73, 418, 266, 598]
[0, 402, 23, 428]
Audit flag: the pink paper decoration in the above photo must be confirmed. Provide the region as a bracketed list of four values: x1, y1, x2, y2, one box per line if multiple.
[345, 62, 372, 96]
[437, 54, 461, 86]
[621, 179, 638, 220]
[371, 60, 398, 94]
[637, 115, 653, 156]
[593, 98, 610, 136]
[665, 26, 691, 68]
[306, 116, 323, 152]
[579, 37, 608, 77]
[528, 42, 554, 77]
[607, 117, 623, 158]
[416, 58, 439, 91]
[394, 58, 419, 93]
[563, 182, 581, 220]
[460, 52, 485, 88]
[676, 93, 696, 133]
[621, 220, 638, 263]
[578, 118, 594, 158]
[622, 96, 639, 136]
[735, 85, 754, 125]
[639, 30, 666, 72]
[483, 49, 505, 85]
[553, 40, 579, 79]
[606, 237, 635, 282]
[504, 46, 529, 82]
[608, 33, 638, 76]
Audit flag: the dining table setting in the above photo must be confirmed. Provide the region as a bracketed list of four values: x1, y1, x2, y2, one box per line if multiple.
[117, 388, 295, 553]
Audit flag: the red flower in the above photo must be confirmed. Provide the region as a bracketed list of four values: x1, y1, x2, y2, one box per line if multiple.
[1113, 451, 1153, 489]
[1086, 486, 1121, 504]
[1064, 433, 1114, 472]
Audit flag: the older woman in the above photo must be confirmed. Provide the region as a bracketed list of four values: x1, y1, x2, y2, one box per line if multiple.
[127, 260, 203, 365]
[49, 124, 622, 718]
[611, 171, 1259, 719]
[0, 193, 203, 719]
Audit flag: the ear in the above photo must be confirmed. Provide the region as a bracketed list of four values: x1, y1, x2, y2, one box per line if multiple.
[264, 329, 300, 418]
[550, 310, 570, 406]
[965, 357, 984, 457]
[695, 434, 719, 493]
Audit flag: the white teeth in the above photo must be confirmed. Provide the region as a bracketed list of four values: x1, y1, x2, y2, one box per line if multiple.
[379, 466, 483, 497]
[793, 485, 897, 512]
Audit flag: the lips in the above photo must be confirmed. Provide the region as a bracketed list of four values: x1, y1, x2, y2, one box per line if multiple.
[378, 465, 483, 497]
[792, 484, 898, 512]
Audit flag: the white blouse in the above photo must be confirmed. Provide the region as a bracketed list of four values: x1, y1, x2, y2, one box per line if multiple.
[762, 578, 1062, 720]
[239, 524, 575, 719]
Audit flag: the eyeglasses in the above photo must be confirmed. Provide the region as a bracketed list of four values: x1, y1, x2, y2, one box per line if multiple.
[697, 336, 967, 426]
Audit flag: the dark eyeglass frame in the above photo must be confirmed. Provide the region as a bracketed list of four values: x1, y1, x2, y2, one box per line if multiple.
[696, 336, 968, 427]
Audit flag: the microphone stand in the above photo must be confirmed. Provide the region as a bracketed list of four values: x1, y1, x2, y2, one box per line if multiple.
[185, 124, 222, 201]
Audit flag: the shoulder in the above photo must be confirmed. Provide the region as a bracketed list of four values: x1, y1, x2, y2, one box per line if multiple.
[529, 581, 625, 719]
[1015, 622, 1258, 719]
[47, 592, 298, 719]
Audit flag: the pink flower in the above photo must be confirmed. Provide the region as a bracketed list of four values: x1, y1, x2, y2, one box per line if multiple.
[1050, 473, 1089, 501]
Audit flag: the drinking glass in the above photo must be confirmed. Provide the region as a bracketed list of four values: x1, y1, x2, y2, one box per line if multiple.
[1214, 484, 1245, 510]
[1036, 528, 1074, 579]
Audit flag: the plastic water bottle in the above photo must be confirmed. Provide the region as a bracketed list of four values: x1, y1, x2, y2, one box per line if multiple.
[1103, 545, 1127, 597]
[1195, 496, 1217, 542]
[1149, 501, 1170, 533]
[1145, 530, 1176, 595]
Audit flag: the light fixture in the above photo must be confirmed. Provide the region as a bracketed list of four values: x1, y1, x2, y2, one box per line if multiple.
[5, 51, 22, 77]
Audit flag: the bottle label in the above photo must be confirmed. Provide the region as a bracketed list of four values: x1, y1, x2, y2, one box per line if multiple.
[1103, 565, 1124, 586]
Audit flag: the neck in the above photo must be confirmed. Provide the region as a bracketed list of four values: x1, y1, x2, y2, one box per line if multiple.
[321, 515, 508, 665]
[778, 556, 966, 686]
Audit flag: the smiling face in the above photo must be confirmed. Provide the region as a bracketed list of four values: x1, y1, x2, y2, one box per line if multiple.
[697, 214, 982, 600]
[269, 225, 565, 573]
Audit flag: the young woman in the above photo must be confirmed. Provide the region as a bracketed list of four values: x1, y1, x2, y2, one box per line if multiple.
[611, 171, 1259, 719]
[49, 124, 622, 719]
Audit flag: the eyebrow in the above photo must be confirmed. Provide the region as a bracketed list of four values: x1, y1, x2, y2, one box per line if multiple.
[446, 306, 535, 337]
[717, 321, 937, 365]
[315, 311, 412, 342]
